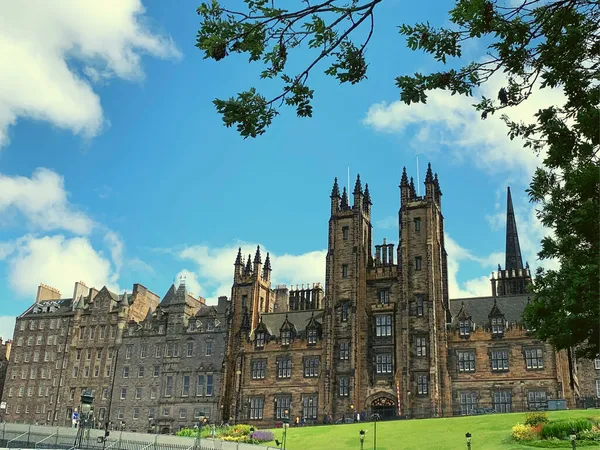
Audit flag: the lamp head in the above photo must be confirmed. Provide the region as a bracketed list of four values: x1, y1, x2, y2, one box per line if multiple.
[350, 404, 354, 410]
[465, 432, 472, 443]
[570, 429, 576, 441]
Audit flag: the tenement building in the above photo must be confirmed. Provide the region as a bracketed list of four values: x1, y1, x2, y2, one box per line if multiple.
[0, 337, 11, 413]
[2, 166, 599, 430]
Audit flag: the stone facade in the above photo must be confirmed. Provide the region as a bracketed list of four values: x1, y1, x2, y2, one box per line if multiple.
[0, 336, 11, 418]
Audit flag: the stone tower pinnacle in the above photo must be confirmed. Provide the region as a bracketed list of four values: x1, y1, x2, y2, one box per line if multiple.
[505, 186, 523, 271]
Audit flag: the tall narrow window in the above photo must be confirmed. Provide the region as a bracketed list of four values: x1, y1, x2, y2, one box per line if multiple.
[341, 302, 349, 322]
[493, 391, 512, 413]
[340, 342, 350, 360]
[414, 218, 421, 232]
[206, 375, 213, 396]
[375, 315, 392, 337]
[255, 332, 265, 348]
[460, 392, 477, 415]
[281, 330, 291, 346]
[375, 354, 393, 374]
[416, 337, 427, 356]
[307, 328, 317, 345]
[205, 342, 212, 356]
[416, 295, 424, 316]
[249, 397, 264, 420]
[196, 375, 205, 396]
[182, 375, 190, 397]
[342, 226, 349, 240]
[379, 290, 390, 305]
[342, 264, 349, 278]
[303, 395, 318, 419]
[415, 256, 422, 271]
[277, 358, 292, 378]
[339, 376, 349, 397]
[187, 342, 193, 357]
[164, 376, 173, 397]
[275, 396, 291, 419]
[417, 374, 428, 395]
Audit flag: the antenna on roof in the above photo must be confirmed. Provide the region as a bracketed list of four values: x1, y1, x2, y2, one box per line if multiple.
[416, 154, 421, 196]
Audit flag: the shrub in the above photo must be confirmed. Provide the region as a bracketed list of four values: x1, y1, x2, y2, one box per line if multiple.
[525, 412, 549, 427]
[251, 430, 274, 442]
[580, 425, 600, 442]
[541, 419, 593, 440]
[512, 423, 536, 441]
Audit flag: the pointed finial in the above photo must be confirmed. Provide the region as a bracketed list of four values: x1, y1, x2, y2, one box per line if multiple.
[525, 261, 530, 269]
[400, 167, 409, 187]
[235, 247, 242, 265]
[353, 174, 363, 195]
[497, 263, 502, 272]
[245, 254, 252, 273]
[264, 252, 272, 271]
[254, 245, 262, 265]
[505, 186, 524, 270]
[364, 183, 372, 205]
[409, 177, 416, 198]
[331, 177, 340, 198]
[341, 187, 349, 209]
[425, 162, 434, 183]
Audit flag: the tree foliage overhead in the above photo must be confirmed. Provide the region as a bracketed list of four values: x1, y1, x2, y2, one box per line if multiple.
[197, 0, 600, 357]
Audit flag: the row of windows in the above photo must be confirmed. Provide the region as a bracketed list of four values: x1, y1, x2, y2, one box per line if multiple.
[116, 406, 211, 421]
[458, 318, 507, 338]
[456, 348, 545, 373]
[458, 390, 549, 415]
[248, 395, 319, 420]
[255, 331, 317, 348]
[15, 333, 65, 347]
[13, 349, 57, 363]
[251, 357, 320, 379]
[78, 325, 117, 341]
[118, 374, 216, 399]
[125, 341, 214, 358]
[19, 318, 67, 331]
[76, 347, 114, 361]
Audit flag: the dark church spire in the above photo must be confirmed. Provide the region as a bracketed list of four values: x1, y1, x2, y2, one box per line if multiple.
[505, 186, 524, 270]
[425, 162, 434, 183]
[245, 254, 253, 274]
[400, 167, 409, 187]
[234, 247, 242, 266]
[340, 187, 349, 209]
[254, 245, 262, 265]
[331, 177, 340, 198]
[353, 174, 363, 194]
[364, 183, 372, 205]
[409, 177, 417, 198]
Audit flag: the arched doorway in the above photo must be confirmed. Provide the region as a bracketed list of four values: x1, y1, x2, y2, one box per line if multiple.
[371, 397, 396, 420]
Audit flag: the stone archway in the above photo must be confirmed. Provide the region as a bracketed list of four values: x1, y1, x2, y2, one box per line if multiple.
[365, 392, 397, 420]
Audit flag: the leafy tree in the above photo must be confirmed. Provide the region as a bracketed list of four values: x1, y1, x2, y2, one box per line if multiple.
[196, 0, 600, 357]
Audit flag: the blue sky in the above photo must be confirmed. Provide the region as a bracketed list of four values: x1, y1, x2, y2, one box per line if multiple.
[0, 0, 556, 339]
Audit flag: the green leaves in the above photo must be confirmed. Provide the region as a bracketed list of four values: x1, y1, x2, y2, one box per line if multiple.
[213, 89, 277, 139]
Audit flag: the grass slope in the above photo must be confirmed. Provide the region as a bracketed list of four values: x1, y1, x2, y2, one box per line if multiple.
[265, 410, 600, 450]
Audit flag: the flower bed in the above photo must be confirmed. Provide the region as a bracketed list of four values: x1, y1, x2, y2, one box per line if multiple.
[176, 424, 274, 444]
[511, 412, 600, 447]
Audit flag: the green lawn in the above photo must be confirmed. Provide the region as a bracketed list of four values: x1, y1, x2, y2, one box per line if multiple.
[264, 410, 600, 450]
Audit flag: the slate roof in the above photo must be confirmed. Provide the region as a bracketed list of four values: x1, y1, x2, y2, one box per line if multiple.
[449, 294, 529, 325]
[255, 310, 324, 337]
[21, 298, 75, 317]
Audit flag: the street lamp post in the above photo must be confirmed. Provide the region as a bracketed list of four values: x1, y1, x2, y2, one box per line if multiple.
[195, 417, 207, 450]
[570, 428, 577, 450]
[283, 409, 290, 450]
[371, 413, 380, 450]
[465, 432, 472, 450]
[74, 390, 95, 449]
[359, 429, 366, 450]
[350, 403, 355, 422]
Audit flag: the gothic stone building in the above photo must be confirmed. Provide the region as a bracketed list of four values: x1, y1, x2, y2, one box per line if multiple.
[221, 165, 596, 427]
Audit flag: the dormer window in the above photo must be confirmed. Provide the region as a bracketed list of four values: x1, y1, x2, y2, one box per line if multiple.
[307, 328, 317, 345]
[281, 330, 291, 346]
[459, 320, 471, 337]
[207, 319, 214, 331]
[256, 332, 265, 348]
[491, 317, 504, 337]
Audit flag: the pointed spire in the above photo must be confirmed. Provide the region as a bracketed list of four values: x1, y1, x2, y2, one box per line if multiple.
[505, 187, 524, 270]
[264, 252, 272, 271]
[235, 247, 242, 265]
[331, 177, 340, 198]
[364, 183, 372, 205]
[425, 162, 434, 183]
[341, 187, 349, 209]
[409, 177, 416, 198]
[400, 167, 409, 187]
[254, 245, 262, 265]
[245, 254, 252, 273]
[353, 174, 363, 195]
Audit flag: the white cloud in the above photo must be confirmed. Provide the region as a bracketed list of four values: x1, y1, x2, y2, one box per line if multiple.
[363, 74, 565, 181]
[177, 243, 327, 304]
[375, 216, 397, 230]
[0, 0, 181, 148]
[445, 235, 497, 298]
[0, 168, 94, 234]
[104, 231, 124, 273]
[0, 316, 16, 342]
[175, 269, 203, 299]
[4, 235, 120, 299]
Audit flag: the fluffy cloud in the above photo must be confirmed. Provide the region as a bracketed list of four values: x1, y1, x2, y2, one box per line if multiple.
[0, 316, 16, 342]
[176, 243, 327, 304]
[0, 168, 94, 234]
[0, 0, 181, 148]
[5, 234, 119, 299]
[363, 74, 565, 181]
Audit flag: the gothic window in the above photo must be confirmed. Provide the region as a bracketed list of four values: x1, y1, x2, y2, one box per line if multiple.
[249, 397, 264, 420]
[459, 320, 471, 337]
[417, 374, 428, 395]
[340, 342, 350, 360]
[414, 218, 421, 232]
[415, 256, 422, 271]
[275, 396, 291, 419]
[281, 330, 291, 346]
[303, 394, 318, 419]
[255, 332, 266, 348]
[342, 264, 349, 278]
[416, 295, 424, 316]
[339, 376, 349, 397]
[375, 354, 393, 374]
[416, 337, 427, 357]
[375, 315, 392, 337]
[457, 351, 475, 372]
[525, 348, 544, 369]
[341, 302, 349, 322]
[491, 350, 509, 371]
[491, 317, 504, 337]
[307, 328, 317, 345]
[493, 391, 512, 413]
[277, 358, 292, 378]
[528, 391, 547, 410]
[251, 360, 266, 379]
[342, 226, 349, 240]
[304, 357, 319, 378]
[460, 392, 477, 415]
[379, 290, 390, 305]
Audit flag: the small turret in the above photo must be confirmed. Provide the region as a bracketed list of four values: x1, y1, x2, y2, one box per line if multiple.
[245, 254, 253, 276]
[330, 177, 341, 215]
[433, 172, 442, 205]
[364, 183, 372, 216]
[409, 177, 417, 199]
[425, 162, 435, 198]
[254, 245, 262, 275]
[341, 187, 349, 210]
[263, 252, 272, 281]
[234, 247, 243, 279]
[400, 167, 410, 206]
[353, 174, 363, 210]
